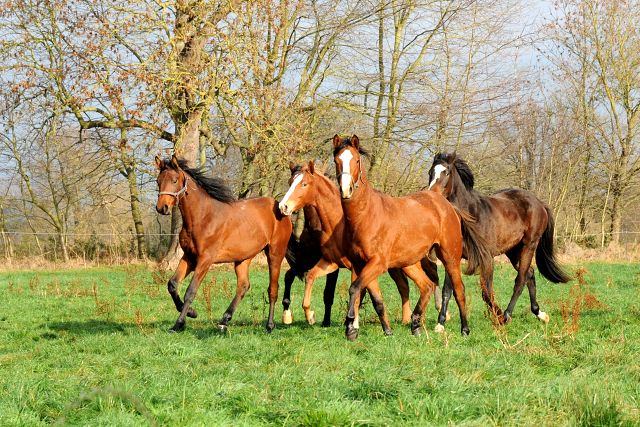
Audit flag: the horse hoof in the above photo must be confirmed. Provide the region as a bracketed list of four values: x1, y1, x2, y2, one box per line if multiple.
[346, 326, 358, 341]
[187, 307, 198, 318]
[445, 311, 452, 322]
[282, 310, 293, 325]
[503, 313, 512, 324]
[218, 324, 228, 334]
[434, 324, 445, 333]
[461, 327, 470, 337]
[265, 322, 275, 333]
[306, 311, 316, 326]
[169, 321, 184, 333]
[538, 311, 550, 323]
[321, 320, 331, 328]
[384, 329, 393, 336]
[412, 326, 423, 336]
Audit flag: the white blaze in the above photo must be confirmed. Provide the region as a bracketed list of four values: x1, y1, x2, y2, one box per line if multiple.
[338, 150, 354, 190]
[428, 164, 447, 189]
[279, 174, 303, 212]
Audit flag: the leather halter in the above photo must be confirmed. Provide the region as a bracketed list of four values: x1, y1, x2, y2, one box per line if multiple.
[158, 171, 191, 201]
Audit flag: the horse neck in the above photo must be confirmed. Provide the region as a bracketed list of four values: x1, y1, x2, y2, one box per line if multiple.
[448, 172, 478, 210]
[176, 178, 218, 230]
[340, 172, 376, 229]
[311, 175, 345, 235]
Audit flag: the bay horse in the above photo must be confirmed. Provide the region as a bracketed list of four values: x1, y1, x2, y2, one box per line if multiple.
[278, 161, 447, 328]
[428, 152, 571, 326]
[155, 155, 292, 333]
[333, 135, 491, 340]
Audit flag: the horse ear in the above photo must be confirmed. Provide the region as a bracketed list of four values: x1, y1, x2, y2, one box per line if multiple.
[308, 160, 315, 175]
[155, 155, 165, 171]
[333, 134, 341, 149]
[447, 151, 457, 162]
[171, 154, 180, 170]
[289, 161, 296, 172]
[351, 135, 360, 150]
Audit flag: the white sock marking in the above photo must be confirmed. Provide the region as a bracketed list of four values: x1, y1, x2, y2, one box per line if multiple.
[279, 174, 303, 212]
[338, 150, 354, 191]
[428, 164, 447, 189]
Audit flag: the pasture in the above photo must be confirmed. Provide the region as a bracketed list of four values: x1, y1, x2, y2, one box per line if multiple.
[0, 262, 639, 426]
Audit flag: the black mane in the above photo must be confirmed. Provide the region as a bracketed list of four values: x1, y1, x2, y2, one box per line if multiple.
[434, 152, 475, 191]
[162, 158, 235, 203]
[332, 137, 371, 159]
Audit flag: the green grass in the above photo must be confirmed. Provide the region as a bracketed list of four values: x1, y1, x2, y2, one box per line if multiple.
[0, 261, 639, 426]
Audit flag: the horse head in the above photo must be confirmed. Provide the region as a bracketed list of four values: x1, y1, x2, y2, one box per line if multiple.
[155, 155, 189, 215]
[279, 161, 317, 216]
[333, 134, 366, 200]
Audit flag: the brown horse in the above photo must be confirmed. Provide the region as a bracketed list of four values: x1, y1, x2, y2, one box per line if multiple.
[333, 135, 491, 340]
[428, 152, 571, 326]
[155, 155, 292, 333]
[278, 161, 447, 328]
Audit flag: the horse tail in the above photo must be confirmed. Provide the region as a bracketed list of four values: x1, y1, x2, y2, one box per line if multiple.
[285, 226, 323, 281]
[451, 205, 493, 276]
[285, 233, 308, 280]
[536, 205, 571, 283]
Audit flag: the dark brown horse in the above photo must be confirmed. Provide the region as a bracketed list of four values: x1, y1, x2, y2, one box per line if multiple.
[278, 161, 447, 328]
[428, 152, 571, 327]
[280, 205, 340, 327]
[333, 135, 491, 340]
[155, 155, 292, 333]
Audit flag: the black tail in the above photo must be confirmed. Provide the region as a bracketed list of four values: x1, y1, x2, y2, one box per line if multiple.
[536, 205, 571, 283]
[452, 205, 493, 276]
[285, 232, 323, 281]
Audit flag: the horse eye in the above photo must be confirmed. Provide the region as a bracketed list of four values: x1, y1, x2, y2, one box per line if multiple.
[302, 183, 308, 187]
[445, 170, 450, 176]
[173, 179, 178, 184]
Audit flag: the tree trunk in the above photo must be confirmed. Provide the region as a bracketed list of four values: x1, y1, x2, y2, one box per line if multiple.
[126, 167, 147, 259]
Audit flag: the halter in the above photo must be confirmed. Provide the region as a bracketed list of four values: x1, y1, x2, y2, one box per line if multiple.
[336, 153, 364, 192]
[158, 171, 192, 201]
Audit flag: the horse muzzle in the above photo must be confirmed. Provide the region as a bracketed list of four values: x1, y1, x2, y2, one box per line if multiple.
[156, 203, 171, 215]
[339, 185, 353, 200]
[279, 202, 293, 216]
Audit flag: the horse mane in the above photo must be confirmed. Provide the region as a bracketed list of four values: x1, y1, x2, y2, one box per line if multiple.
[434, 152, 475, 191]
[162, 158, 236, 203]
[332, 137, 371, 159]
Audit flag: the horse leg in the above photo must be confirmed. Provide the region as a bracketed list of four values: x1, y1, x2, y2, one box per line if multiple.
[219, 258, 252, 332]
[302, 258, 339, 326]
[282, 268, 297, 325]
[402, 262, 436, 336]
[420, 257, 450, 321]
[345, 259, 386, 341]
[322, 270, 340, 327]
[169, 257, 213, 333]
[479, 262, 502, 319]
[436, 245, 470, 336]
[167, 257, 196, 318]
[503, 246, 536, 323]
[435, 272, 453, 333]
[265, 245, 287, 333]
[388, 268, 411, 324]
[506, 247, 548, 323]
[366, 280, 393, 336]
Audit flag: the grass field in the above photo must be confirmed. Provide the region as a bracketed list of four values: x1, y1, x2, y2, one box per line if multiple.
[0, 261, 639, 426]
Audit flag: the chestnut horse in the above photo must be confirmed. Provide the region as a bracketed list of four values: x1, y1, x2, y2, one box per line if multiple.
[155, 156, 292, 333]
[333, 135, 491, 340]
[428, 152, 570, 325]
[278, 161, 446, 328]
